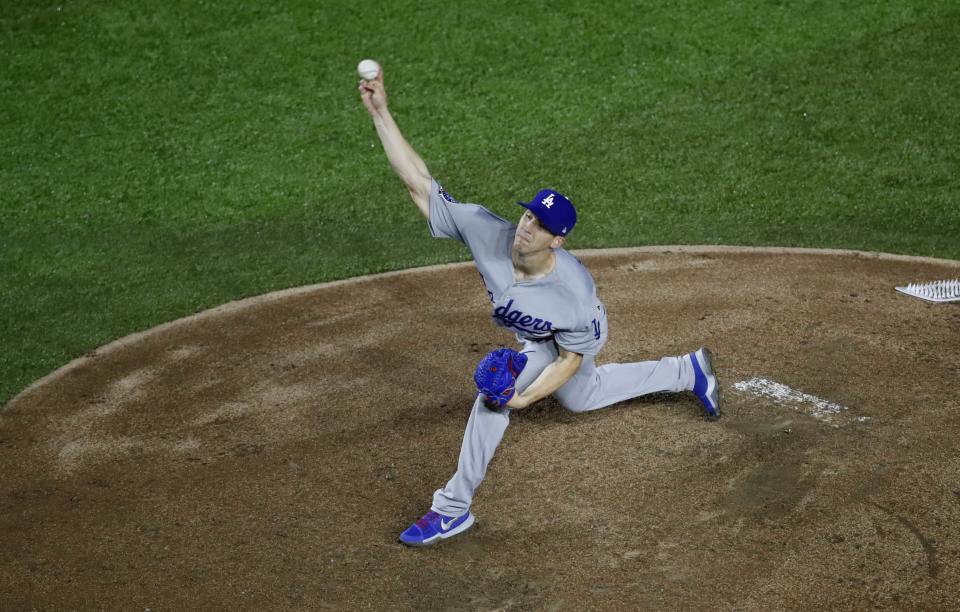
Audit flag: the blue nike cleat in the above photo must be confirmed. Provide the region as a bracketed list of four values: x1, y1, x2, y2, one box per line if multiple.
[690, 347, 721, 419]
[399, 510, 475, 547]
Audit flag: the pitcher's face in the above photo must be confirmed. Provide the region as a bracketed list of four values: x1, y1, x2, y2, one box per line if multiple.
[513, 209, 564, 255]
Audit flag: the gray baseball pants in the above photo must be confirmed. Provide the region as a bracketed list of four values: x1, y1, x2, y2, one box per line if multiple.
[431, 340, 697, 518]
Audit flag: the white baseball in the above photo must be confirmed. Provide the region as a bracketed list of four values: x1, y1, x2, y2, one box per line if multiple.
[357, 59, 380, 80]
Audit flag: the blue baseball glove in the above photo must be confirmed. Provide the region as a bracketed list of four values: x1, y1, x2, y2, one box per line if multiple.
[474, 348, 528, 408]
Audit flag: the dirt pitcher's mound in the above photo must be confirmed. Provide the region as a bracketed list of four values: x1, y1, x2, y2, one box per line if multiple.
[2, 247, 959, 611]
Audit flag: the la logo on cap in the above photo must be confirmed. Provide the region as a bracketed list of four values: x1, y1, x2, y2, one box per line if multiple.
[542, 193, 555, 208]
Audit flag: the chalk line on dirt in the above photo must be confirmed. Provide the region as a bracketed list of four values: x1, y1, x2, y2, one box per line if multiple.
[732, 377, 869, 425]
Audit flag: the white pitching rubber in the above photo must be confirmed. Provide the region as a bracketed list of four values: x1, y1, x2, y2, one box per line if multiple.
[895, 279, 960, 303]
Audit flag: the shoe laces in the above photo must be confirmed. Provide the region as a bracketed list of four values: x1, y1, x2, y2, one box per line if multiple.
[416, 511, 441, 528]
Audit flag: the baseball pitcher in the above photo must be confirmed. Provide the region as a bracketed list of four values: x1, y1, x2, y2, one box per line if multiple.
[358, 67, 720, 547]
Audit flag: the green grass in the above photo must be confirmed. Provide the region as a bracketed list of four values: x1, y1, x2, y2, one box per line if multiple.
[2, 1, 958, 406]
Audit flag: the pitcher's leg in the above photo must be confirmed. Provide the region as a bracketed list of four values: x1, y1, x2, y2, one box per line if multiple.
[431, 394, 509, 517]
[430, 340, 558, 516]
[556, 354, 695, 413]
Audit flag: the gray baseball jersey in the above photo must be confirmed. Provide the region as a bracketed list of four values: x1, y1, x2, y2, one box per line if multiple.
[428, 179, 608, 354]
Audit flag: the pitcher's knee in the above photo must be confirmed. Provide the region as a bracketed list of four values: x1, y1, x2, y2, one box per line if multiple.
[556, 395, 591, 413]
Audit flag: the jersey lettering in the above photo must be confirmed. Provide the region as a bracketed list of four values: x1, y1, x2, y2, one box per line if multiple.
[477, 271, 494, 303]
[493, 299, 553, 334]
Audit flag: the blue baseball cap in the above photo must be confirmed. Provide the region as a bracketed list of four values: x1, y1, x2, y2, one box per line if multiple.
[516, 189, 577, 237]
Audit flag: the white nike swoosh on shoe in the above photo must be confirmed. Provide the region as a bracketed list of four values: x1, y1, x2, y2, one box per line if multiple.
[440, 517, 458, 531]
